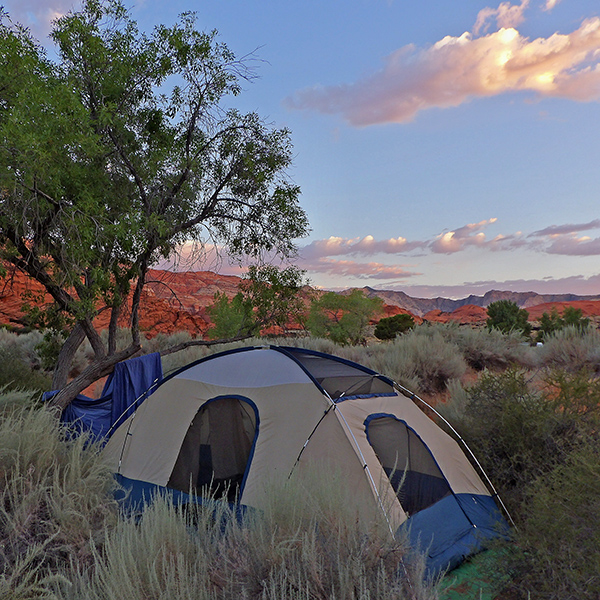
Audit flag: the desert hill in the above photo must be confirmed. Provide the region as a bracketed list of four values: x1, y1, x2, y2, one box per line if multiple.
[1, 267, 600, 333]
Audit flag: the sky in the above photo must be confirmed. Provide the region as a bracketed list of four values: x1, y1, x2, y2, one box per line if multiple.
[5, 0, 600, 298]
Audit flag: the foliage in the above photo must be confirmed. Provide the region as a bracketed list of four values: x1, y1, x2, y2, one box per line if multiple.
[207, 291, 254, 339]
[538, 326, 600, 373]
[486, 300, 531, 337]
[437, 323, 537, 371]
[0, 0, 308, 409]
[511, 441, 600, 600]
[207, 265, 308, 339]
[369, 327, 467, 394]
[443, 367, 600, 512]
[374, 313, 415, 340]
[0, 331, 51, 392]
[307, 289, 383, 345]
[537, 306, 591, 342]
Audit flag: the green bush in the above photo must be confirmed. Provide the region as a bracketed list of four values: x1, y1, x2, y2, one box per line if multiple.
[486, 300, 531, 337]
[443, 325, 537, 371]
[368, 327, 467, 394]
[510, 441, 600, 600]
[0, 331, 51, 392]
[307, 290, 383, 345]
[374, 313, 415, 340]
[536, 305, 591, 342]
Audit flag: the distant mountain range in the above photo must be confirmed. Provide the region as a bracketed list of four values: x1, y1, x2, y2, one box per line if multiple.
[359, 287, 600, 317]
[2, 267, 600, 333]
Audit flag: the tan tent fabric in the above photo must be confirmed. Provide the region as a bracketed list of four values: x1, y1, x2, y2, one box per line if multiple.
[102, 346, 493, 527]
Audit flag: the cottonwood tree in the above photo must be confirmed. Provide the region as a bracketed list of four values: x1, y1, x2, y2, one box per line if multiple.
[0, 1, 308, 411]
[307, 290, 383, 345]
[207, 265, 309, 339]
[486, 300, 532, 337]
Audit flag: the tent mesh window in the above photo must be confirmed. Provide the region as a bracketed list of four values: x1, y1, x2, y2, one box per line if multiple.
[284, 349, 394, 399]
[167, 398, 256, 502]
[366, 416, 451, 516]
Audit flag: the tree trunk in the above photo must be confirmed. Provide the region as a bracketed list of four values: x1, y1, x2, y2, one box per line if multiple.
[51, 322, 87, 390]
[47, 343, 141, 413]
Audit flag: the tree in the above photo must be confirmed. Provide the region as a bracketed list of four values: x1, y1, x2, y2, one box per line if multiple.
[486, 300, 531, 337]
[206, 265, 308, 338]
[0, 1, 308, 411]
[374, 313, 415, 340]
[307, 290, 383, 345]
[537, 306, 591, 342]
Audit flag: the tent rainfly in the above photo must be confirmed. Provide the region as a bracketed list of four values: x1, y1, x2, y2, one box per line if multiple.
[102, 346, 509, 576]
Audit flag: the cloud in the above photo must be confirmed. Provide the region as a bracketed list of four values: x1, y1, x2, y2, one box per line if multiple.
[287, 5, 600, 126]
[474, 0, 529, 35]
[301, 235, 424, 260]
[531, 219, 600, 236]
[430, 218, 498, 253]
[3, 0, 78, 38]
[299, 258, 419, 280]
[543, 0, 561, 12]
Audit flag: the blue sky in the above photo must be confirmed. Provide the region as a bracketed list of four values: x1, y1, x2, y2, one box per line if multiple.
[7, 0, 600, 298]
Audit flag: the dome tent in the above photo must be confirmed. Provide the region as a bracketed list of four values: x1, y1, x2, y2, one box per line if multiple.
[102, 345, 509, 576]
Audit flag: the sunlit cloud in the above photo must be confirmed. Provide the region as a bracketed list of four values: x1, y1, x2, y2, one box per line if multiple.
[299, 257, 418, 280]
[474, 0, 529, 35]
[430, 218, 498, 253]
[287, 3, 600, 126]
[301, 235, 424, 259]
[543, 0, 561, 12]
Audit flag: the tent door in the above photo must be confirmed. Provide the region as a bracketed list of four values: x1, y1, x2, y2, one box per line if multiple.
[167, 397, 257, 502]
[365, 415, 451, 517]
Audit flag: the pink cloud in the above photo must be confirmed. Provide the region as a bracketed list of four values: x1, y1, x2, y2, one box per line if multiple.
[287, 10, 600, 126]
[298, 257, 419, 280]
[3, 0, 77, 38]
[430, 218, 498, 253]
[474, 1, 529, 35]
[531, 219, 600, 236]
[301, 235, 424, 259]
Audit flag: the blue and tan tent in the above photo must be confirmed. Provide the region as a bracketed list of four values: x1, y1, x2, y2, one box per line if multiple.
[102, 345, 509, 575]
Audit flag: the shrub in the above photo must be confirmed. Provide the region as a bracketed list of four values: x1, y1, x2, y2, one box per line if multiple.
[486, 300, 531, 337]
[507, 441, 600, 600]
[0, 330, 51, 392]
[368, 327, 467, 394]
[307, 290, 384, 345]
[537, 306, 591, 343]
[538, 326, 600, 373]
[374, 313, 415, 340]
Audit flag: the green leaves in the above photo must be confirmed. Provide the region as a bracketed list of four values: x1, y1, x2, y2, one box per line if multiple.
[486, 300, 531, 337]
[0, 0, 308, 404]
[307, 290, 384, 345]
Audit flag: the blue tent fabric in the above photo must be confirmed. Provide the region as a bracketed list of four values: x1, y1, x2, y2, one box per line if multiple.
[398, 493, 510, 578]
[44, 353, 162, 440]
[102, 352, 163, 431]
